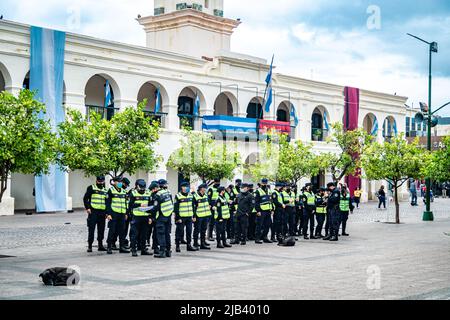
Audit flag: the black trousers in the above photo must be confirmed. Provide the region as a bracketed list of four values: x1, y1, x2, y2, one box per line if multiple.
[155, 216, 172, 251]
[286, 206, 296, 236]
[340, 211, 349, 234]
[87, 210, 106, 246]
[147, 223, 158, 249]
[235, 214, 249, 242]
[107, 212, 126, 247]
[248, 213, 256, 240]
[130, 215, 149, 252]
[294, 208, 301, 234]
[329, 207, 340, 237]
[302, 207, 315, 236]
[208, 210, 215, 238]
[255, 211, 272, 240]
[324, 212, 331, 236]
[124, 214, 131, 241]
[315, 213, 326, 236]
[194, 216, 210, 243]
[226, 211, 235, 239]
[175, 217, 193, 245]
[273, 209, 286, 239]
[215, 219, 227, 243]
[298, 207, 305, 235]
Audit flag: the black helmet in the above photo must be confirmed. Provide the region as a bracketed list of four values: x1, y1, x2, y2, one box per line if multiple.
[136, 179, 146, 189]
[122, 177, 131, 186]
[149, 182, 159, 190]
[218, 186, 226, 193]
[180, 182, 190, 188]
[158, 179, 168, 187]
[113, 176, 123, 182]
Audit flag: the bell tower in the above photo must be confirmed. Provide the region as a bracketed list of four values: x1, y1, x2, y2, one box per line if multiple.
[137, 0, 240, 58]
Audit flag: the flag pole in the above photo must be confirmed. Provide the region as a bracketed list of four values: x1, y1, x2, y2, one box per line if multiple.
[259, 54, 274, 121]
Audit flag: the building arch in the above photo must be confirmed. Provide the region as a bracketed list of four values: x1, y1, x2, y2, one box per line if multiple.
[362, 113, 378, 136]
[137, 81, 170, 111]
[177, 86, 206, 129]
[214, 91, 237, 116]
[383, 116, 397, 142]
[311, 105, 330, 141]
[84, 74, 121, 120]
[246, 96, 264, 119]
[0, 62, 12, 91]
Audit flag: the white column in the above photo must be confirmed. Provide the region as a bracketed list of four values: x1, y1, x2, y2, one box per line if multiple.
[165, 104, 180, 132]
[115, 99, 138, 111]
[64, 92, 85, 114]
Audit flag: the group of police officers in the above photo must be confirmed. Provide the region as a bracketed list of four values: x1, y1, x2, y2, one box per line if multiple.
[83, 175, 354, 258]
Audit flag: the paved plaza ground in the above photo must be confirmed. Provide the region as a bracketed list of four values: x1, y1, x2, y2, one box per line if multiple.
[0, 199, 449, 300]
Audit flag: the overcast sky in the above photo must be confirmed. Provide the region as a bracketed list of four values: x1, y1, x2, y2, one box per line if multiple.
[1, 0, 449, 116]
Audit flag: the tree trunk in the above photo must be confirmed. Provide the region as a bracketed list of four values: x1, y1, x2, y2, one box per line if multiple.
[394, 185, 400, 224]
[0, 167, 8, 203]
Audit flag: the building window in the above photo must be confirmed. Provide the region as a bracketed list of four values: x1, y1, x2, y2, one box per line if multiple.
[192, 3, 203, 11]
[154, 7, 165, 15]
[176, 3, 188, 10]
[214, 9, 224, 17]
[411, 117, 416, 131]
[406, 117, 410, 137]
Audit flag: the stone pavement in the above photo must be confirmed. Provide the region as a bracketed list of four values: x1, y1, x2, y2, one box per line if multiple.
[0, 199, 449, 300]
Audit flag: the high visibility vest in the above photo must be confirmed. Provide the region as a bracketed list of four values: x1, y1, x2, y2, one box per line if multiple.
[91, 184, 107, 210]
[281, 191, 291, 205]
[209, 186, 219, 202]
[273, 190, 284, 208]
[304, 191, 316, 206]
[340, 196, 350, 212]
[131, 190, 152, 216]
[215, 196, 230, 220]
[156, 189, 174, 217]
[287, 191, 296, 207]
[176, 193, 194, 218]
[315, 195, 327, 214]
[257, 188, 272, 211]
[109, 187, 127, 214]
[194, 192, 211, 218]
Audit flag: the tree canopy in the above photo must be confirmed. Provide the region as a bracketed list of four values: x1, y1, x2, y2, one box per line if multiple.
[425, 136, 450, 182]
[0, 90, 58, 202]
[57, 101, 161, 178]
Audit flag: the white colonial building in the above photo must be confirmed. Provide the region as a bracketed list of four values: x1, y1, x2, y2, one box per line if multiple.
[0, 0, 408, 215]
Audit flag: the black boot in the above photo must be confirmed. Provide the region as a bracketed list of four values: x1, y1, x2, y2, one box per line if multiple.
[98, 242, 107, 252]
[342, 232, 350, 236]
[119, 246, 130, 254]
[87, 245, 93, 253]
[263, 237, 273, 243]
[323, 235, 331, 241]
[107, 245, 113, 254]
[255, 239, 263, 244]
[193, 240, 199, 248]
[181, 239, 188, 245]
[132, 250, 138, 257]
[217, 241, 224, 249]
[111, 243, 119, 251]
[187, 244, 198, 252]
[176, 244, 181, 253]
[141, 249, 153, 256]
[329, 234, 339, 241]
[200, 242, 211, 250]
[204, 241, 211, 247]
[310, 235, 317, 239]
[223, 241, 232, 248]
[166, 249, 172, 258]
[154, 249, 166, 258]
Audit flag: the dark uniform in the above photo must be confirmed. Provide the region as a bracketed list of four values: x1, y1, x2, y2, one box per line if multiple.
[227, 181, 241, 239]
[106, 178, 130, 254]
[235, 184, 254, 245]
[83, 176, 108, 252]
[339, 191, 354, 237]
[314, 189, 327, 238]
[324, 183, 341, 242]
[271, 184, 286, 243]
[301, 186, 317, 239]
[193, 185, 212, 250]
[207, 182, 220, 241]
[121, 178, 131, 247]
[174, 183, 197, 252]
[215, 188, 232, 248]
[254, 181, 273, 243]
[146, 182, 159, 251]
[153, 180, 174, 258]
[285, 187, 297, 236]
[128, 180, 153, 256]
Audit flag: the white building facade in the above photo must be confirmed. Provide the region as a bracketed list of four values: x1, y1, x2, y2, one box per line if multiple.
[0, 1, 408, 215]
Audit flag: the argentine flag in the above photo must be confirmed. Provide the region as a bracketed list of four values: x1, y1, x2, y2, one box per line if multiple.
[323, 111, 330, 131]
[290, 105, 299, 127]
[193, 93, 200, 116]
[371, 118, 379, 136]
[104, 80, 112, 108]
[154, 87, 161, 114]
[264, 55, 274, 113]
[393, 119, 398, 136]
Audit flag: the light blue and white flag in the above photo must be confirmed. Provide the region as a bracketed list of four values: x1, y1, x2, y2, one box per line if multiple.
[290, 104, 299, 127]
[30, 26, 67, 212]
[193, 92, 200, 117]
[104, 80, 112, 108]
[264, 55, 274, 113]
[154, 87, 161, 114]
[371, 118, 379, 136]
[203, 115, 257, 133]
[323, 111, 330, 131]
[393, 119, 398, 136]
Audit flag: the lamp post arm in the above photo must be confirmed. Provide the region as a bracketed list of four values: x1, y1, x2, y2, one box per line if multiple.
[431, 101, 450, 115]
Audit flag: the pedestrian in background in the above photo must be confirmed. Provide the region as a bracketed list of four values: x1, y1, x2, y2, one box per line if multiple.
[377, 185, 386, 210]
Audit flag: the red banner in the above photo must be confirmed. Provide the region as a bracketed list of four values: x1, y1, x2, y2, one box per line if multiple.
[258, 120, 291, 134]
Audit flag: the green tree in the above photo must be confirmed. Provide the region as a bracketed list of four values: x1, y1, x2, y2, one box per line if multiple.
[245, 133, 280, 182]
[361, 135, 431, 224]
[320, 123, 371, 183]
[0, 90, 58, 202]
[167, 129, 241, 184]
[425, 136, 450, 182]
[58, 102, 161, 178]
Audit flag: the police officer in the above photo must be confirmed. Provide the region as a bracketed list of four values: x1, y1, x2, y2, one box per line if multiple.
[324, 182, 340, 242]
[301, 183, 317, 240]
[106, 177, 130, 254]
[122, 177, 132, 248]
[129, 179, 153, 257]
[83, 175, 108, 253]
[146, 181, 159, 252]
[285, 184, 297, 237]
[339, 186, 354, 237]
[271, 183, 285, 244]
[215, 187, 233, 249]
[225, 185, 235, 240]
[153, 179, 174, 258]
[235, 183, 254, 245]
[193, 184, 212, 250]
[174, 182, 198, 253]
[247, 183, 257, 241]
[207, 179, 221, 241]
[314, 187, 327, 238]
[254, 179, 273, 244]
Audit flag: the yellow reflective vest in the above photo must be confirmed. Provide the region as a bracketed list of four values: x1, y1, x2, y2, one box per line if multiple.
[176, 192, 194, 218]
[109, 187, 127, 214]
[91, 184, 107, 210]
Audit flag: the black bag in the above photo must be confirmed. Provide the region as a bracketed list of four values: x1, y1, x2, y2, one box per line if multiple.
[280, 236, 296, 247]
[39, 267, 80, 286]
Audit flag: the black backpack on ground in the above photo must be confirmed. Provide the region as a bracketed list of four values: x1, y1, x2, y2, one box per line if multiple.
[39, 267, 80, 286]
[279, 236, 296, 247]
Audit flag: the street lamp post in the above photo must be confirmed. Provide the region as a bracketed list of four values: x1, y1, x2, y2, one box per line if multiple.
[407, 33, 438, 222]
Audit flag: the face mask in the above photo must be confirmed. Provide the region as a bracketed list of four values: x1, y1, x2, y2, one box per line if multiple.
[96, 183, 105, 188]
[116, 183, 123, 189]
[185, 187, 191, 193]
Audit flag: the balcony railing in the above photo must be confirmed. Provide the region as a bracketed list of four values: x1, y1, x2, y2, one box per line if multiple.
[143, 110, 168, 126]
[86, 105, 119, 121]
[311, 127, 329, 142]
